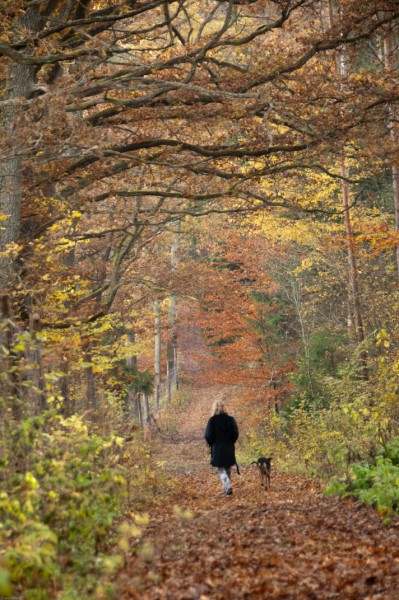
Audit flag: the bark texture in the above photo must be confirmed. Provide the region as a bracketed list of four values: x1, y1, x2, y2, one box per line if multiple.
[0, 8, 43, 288]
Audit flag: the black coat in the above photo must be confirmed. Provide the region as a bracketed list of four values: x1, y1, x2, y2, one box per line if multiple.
[204, 413, 239, 468]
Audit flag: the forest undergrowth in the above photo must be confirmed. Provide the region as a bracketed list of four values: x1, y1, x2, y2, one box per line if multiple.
[0, 402, 165, 600]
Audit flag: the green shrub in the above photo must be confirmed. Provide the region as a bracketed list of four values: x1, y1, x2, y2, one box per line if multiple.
[380, 437, 399, 465]
[249, 354, 399, 479]
[326, 440, 399, 516]
[0, 411, 156, 598]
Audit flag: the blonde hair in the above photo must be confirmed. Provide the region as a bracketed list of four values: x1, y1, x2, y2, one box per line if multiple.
[212, 399, 225, 416]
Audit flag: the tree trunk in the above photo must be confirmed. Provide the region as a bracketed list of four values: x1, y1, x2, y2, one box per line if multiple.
[28, 313, 47, 413]
[340, 160, 365, 344]
[126, 329, 137, 369]
[340, 159, 368, 378]
[328, 0, 367, 379]
[0, 7, 41, 290]
[143, 392, 150, 423]
[154, 300, 161, 412]
[136, 395, 143, 429]
[83, 342, 97, 419]
[383, 26, 399, 275]
[288, 277, 314, 394]
[166, 221, 180, 401]
[124, 329, 137, 420]
[166, 296, 177, 404]
[60, 356, 72, 416]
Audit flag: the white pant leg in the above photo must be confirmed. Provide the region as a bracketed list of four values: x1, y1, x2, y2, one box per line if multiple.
[217, 467, 232, 493]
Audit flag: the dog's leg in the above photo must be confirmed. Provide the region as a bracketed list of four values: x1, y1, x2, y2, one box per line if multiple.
[260, 466, 267, 490]
[258, 468, 264, 488]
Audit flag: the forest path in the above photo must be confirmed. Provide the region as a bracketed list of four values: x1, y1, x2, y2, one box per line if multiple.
[117, 384, 399, 599]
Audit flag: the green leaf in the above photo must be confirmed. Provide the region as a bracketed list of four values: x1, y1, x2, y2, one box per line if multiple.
[0, 568, 11, 595]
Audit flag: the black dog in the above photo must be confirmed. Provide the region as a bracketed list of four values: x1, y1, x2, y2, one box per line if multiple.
[251, 457, 272, 490]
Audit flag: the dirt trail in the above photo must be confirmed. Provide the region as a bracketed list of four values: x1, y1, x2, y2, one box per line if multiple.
[117, 385, 399, 599]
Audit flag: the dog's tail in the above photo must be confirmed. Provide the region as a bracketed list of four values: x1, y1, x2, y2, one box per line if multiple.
[250, 460, 259, 466]
[236, 463, 240, 475]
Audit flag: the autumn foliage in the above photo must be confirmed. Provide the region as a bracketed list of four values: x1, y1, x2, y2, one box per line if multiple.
[2, 0, 399, 597]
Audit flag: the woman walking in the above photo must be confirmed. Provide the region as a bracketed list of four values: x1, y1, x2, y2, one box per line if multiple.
[205, 399, 239, 495]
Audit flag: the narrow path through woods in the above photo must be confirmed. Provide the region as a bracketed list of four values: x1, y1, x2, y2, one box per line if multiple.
[116, 383, 399, 600]
[116, 310, 399, 598]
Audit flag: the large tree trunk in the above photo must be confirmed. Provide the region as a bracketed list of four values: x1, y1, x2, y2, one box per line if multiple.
[383, 26, 399, 275]
[0, 7, 42, 290]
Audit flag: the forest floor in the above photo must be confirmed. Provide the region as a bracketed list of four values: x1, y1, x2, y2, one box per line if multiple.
[116, 383, 399, 600]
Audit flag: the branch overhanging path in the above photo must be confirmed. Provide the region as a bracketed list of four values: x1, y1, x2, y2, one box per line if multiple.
[115, 329, 399, 600]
